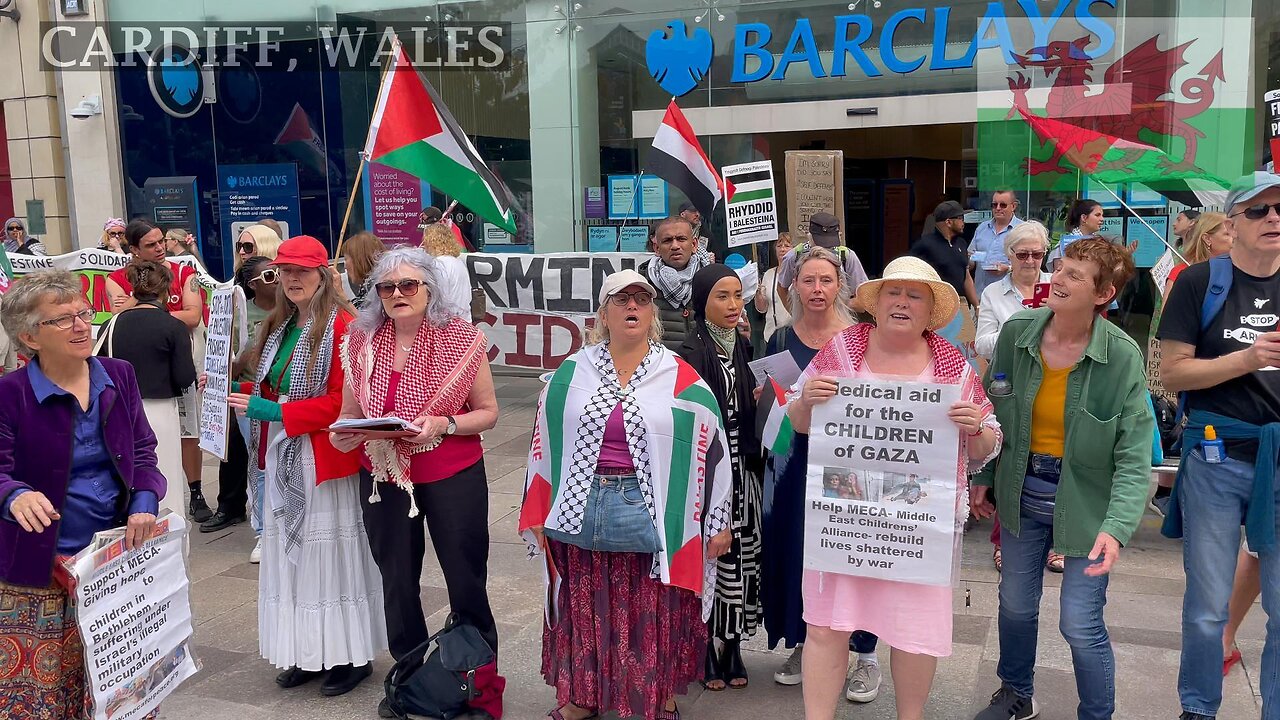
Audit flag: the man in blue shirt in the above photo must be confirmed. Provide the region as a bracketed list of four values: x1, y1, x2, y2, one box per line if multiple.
[970, 190, 1024, 295]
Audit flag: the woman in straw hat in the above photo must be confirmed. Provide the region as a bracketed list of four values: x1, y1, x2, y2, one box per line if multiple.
[787, 256, 1002, 720]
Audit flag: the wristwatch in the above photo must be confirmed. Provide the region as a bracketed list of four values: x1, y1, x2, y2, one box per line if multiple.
[445, 415, 457, 435]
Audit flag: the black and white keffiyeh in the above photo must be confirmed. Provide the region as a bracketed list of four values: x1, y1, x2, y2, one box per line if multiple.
[646, 250, 711, 308]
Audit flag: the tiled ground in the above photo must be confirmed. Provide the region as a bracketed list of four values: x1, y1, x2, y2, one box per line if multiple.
[159, 375, 1263, 719]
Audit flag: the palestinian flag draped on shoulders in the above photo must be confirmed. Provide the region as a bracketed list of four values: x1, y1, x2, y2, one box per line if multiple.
[755, 376, 795, 456]
[363, 38, 518, 233]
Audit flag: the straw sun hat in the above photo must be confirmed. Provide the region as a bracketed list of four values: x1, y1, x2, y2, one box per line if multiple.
[854, 256, 960, 331]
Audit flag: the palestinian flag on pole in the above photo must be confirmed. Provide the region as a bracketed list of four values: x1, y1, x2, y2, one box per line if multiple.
[645, 99, 724, 219]
[755, 377, 794, 456]
[363, 38, 518, 233]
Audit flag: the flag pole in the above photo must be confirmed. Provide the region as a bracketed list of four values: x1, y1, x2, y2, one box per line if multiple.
[615, 171, 646, 252]
[1098, 184, 1188, 265]
[336, 44, 399, 259]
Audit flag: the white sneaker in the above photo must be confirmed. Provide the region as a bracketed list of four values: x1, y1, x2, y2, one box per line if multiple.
[249, 538, 262, 564]
[774, 645, 803, 685]
[845, 659, 882, 702]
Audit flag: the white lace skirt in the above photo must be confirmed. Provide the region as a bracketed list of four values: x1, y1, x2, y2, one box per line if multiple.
[258, 422, 388, 670]
[141, 397, 186, 516]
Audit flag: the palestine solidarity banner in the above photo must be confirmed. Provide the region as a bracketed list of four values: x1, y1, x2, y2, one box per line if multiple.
[805, 378, 962, 587]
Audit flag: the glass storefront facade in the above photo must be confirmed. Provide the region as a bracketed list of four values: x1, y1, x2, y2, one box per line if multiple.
[107, 0, 1275, 282]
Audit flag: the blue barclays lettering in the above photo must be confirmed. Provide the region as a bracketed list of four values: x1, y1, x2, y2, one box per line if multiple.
[772, 18, 826, 80]
[880, 9, 927, 74]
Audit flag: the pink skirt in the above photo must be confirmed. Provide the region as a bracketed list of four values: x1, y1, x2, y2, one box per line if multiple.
[802, 569, 954, 657]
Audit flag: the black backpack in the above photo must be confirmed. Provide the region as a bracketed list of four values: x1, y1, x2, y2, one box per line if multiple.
[1151, 392, 1183, 455]
[383, 614, 495, 720]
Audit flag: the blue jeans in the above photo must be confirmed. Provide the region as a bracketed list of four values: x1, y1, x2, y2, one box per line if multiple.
[543, 473, 660, 553]
[998, 484, 1115, 720]
[1179, 450, 1280, 718]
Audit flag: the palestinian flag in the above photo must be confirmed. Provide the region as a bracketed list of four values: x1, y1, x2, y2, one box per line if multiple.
[645, 100, 723, 219]
[363, 38, 518, 233]
[0, 244, 12, 294]
[723, 163, 773, 206]
[755, 377, 794, 456]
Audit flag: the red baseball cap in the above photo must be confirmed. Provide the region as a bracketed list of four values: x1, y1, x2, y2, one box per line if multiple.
[271, 235, 329, 268]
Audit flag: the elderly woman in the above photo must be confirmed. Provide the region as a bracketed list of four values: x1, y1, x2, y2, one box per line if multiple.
[226, 236, 387, 696]
[235, 224, 283, 272]
[339, 231, 386, 309]
[754, 232, 794, 347]
[94, 260, 197, 517]
[789, 256, 1001, 720]
[971, 238, 1152, 720]
[0, 271, 164, 717]
[421, 223, 473, 318]
[4, 217, 46, 256]
[520, 269, 733, 720]
[1164, 211, 1235, 294]
[100, 217, 128, 253]
[332, 246, 502, 718]
[678, 264, 764, 690]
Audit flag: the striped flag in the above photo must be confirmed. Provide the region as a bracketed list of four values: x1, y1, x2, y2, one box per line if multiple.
[0, 244, 12, 294]
[755, 377, 795, 456]
[645, 99, 723, 219]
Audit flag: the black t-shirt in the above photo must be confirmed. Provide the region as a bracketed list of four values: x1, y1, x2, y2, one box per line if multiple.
[96, 305, 197, 400]
[1157, 261, 1280, 427]
[909, 227, 969, 299]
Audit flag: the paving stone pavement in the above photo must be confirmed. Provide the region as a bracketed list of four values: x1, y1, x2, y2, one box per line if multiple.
[160, 375, 1263, 720]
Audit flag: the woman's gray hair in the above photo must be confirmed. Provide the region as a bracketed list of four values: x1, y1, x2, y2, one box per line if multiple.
[0, 270, 86, 354]
[352, 246, 453, 333]
[1003, 220, 1050, 257]
[788, 247, 855, 325]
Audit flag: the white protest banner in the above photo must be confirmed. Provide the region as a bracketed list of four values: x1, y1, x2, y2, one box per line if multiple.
[200, 286, 247, 459]
[805, 378, 962, 586]
[466, 252, 648, 371]
[722, 161, 779, 248]
[73, 515, 199, 720]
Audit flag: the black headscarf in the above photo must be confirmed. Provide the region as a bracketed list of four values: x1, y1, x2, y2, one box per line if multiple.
[679, 264, 760, 461]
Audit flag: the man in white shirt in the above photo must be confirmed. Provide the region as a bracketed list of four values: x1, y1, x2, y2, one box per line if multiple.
[970, 190, 1025, 295]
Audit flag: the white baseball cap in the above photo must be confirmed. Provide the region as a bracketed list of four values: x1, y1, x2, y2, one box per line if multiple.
[598, 269, 656, 305]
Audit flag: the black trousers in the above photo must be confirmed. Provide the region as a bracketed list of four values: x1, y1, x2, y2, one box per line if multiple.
[215, 416, 249, 516]
[359, 460, 497, 659]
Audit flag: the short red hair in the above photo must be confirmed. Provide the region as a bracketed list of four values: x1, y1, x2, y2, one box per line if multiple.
[1062, 237, 1134, 312]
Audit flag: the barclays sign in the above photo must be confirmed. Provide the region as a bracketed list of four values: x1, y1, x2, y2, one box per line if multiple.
[646, 0, 1116, 97]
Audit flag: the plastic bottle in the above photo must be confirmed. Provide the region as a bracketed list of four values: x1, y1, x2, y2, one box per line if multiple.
[988, 372, 1013, 398]
[1201, 425, 1225, 464]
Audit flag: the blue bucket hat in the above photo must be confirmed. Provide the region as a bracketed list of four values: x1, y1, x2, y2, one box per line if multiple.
[1225, 171, 1280, 212]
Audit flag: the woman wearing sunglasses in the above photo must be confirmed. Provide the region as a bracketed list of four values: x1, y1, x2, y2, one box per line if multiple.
[227, 236, 387, 697]
[332, 246, 502, 718]
[234, 224, 283, 272]
[99, 217, 127, 254]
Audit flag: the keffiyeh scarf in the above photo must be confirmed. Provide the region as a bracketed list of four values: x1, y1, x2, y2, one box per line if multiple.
[646, 250, 711, 308]
[342, 317, 486, 517]
[250, 309, 338, 562]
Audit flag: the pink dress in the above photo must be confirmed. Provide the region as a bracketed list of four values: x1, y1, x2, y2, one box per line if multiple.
[800, 353, 996, 658]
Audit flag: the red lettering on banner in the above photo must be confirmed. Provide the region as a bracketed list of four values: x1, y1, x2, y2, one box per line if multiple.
[694, 422, 710, 522]
[480, 311, 501, 362]
[543, 315, 584, 369]
[530, 424, 543, 462]
[78, 272, 112, 316]
[503, 312, 542, 367]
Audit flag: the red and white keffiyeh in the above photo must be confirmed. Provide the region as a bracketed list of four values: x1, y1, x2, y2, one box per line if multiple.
[342, 317, 487, 516]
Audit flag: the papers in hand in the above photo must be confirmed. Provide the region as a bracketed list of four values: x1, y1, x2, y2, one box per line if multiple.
[748, 351, 803, 391]
[328, 417, 423, 436]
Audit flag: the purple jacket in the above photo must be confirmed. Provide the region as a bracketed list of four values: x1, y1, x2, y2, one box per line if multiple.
[0, 357, 168, 587]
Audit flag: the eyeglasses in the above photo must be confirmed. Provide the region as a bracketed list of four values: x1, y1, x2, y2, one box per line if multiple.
[237, 242, 256, 253]
[991, 202, 1014, 209]
[1014, 250, 1046, 261]
[252, 268, 279, 285]
[375, 279, 427, 299]
[39, 309, 95, 330]
[1230, 202, 1280, 221]
[608, 291, 653, 307]
[107, 231, 125, 238]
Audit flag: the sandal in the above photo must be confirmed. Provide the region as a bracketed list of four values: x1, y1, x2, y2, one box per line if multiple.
[721, 639, 748, 689]
[1224, 648, 1243, 677]
[656, 703, 681, 720]
[547, 706, 598, 720]
[1047, 552, 1066, 573]
[702, 639, 726, 691]
[993, 547, 1003, 573]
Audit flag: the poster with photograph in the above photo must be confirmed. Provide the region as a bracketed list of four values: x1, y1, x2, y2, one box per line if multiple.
[806, 378, 962, 586]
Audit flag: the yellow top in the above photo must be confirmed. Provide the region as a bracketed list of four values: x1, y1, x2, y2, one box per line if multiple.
[1205, 425, 1218, 441]
[1030, 357, 1071, 456]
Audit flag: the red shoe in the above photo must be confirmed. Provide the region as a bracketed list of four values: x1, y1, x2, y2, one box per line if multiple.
[1223, 648, 1242, 676]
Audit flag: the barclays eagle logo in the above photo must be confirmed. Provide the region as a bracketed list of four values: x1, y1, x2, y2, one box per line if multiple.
[227, 176, 238, 189]
[646, 20, 713, 97]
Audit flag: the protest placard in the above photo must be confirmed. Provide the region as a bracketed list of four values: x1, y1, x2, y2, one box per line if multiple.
[805, 378, 962, 586]
[199, 286, 246, 459]
[73, 515, 199, 720]
[784, 150, 844, 244]
[722, 161, 779, 248]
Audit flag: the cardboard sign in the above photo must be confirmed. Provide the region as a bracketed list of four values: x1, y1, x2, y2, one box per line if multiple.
[722, 160, 779, 247]
[199, 286, 247, 460]
[784, 150, 845, 244]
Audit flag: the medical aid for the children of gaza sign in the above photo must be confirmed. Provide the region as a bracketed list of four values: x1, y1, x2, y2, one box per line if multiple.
[805, 378, 962, 586]
[466, 252, 647, 371]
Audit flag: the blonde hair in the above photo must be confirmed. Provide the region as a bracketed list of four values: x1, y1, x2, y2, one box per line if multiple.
[341, 231, 386, 287]
[788, 246, 855, 324]
[235, 224, 283, 270]
[421, 224, 461, 257]
[1184, 211, 1230, 266]
[586, 304, 664, 345]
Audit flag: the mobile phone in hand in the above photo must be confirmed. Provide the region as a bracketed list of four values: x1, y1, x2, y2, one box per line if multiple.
[1023, 282, 1051, 308]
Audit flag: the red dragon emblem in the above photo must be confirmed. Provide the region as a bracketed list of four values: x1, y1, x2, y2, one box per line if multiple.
[1007, 35, 1225, 176]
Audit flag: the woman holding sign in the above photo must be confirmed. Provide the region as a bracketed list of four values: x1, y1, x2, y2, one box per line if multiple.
[678, 264, 764, 690]
[227, 236, 387, 698]
[788, 256, 1001, 720]
[0, 270, 164, 718]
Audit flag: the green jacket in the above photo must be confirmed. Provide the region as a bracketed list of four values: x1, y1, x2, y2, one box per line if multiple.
[972, 308, 1153, 555]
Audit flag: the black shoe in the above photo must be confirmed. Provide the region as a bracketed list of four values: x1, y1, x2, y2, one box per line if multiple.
[974, 685, 1039, 720]
[320, 663, 372, 696]
[1180, 714, 1215, 720]
[275, 666, 323, 688]
[377, 697, 395, 718]
[200, 511, 247, 533]
[189, 493, 214, 524]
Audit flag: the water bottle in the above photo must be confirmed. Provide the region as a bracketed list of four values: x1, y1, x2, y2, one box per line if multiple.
[988, 372, 1013, 398]
[1201, 424, 1225, 464]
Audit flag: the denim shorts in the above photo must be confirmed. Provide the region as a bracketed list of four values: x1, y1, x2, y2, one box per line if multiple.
[543, 473, 661, 554]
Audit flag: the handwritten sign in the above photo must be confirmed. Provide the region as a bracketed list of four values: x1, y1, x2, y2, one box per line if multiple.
[784, 150, 844, 244]
[199, 287, 245, 459]
[806, 379, 961, 586]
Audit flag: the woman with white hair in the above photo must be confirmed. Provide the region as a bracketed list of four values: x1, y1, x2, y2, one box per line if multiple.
[332, 246, 503, 718]
[976, 221, 1053, 360]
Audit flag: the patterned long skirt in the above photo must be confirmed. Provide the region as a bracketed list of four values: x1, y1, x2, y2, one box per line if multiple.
[541, 540, 707, 720]
[709, 464, 763, 642]
[0, 579, 88, 720]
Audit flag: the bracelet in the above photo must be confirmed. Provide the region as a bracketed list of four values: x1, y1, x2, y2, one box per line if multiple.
[968, 426, 985, 437]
